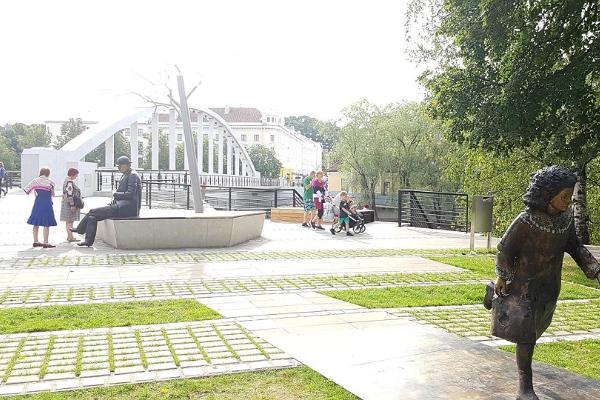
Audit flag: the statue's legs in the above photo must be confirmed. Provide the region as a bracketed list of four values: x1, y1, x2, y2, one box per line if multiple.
[516, 343, 539, 400]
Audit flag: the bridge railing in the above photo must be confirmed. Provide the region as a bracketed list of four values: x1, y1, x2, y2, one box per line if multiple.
[96, 169, 301, 191]
[5, 171, 21, 189]
[397, 189, 469, 233]
[141, 179, 304, 214]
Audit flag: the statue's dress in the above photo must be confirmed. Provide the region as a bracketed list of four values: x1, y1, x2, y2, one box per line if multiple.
[492, 208, 600, 343]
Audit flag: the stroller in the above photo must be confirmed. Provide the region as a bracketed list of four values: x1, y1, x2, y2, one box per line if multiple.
[335, 209, 366, 234]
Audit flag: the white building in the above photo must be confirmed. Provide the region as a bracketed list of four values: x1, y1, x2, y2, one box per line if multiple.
[210, 107, 322, 175]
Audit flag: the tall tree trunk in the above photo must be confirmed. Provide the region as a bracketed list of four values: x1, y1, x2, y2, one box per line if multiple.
[573, 165, 590, 244]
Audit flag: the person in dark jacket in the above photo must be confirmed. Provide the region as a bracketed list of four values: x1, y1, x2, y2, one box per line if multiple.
[72, 156, 141, 246]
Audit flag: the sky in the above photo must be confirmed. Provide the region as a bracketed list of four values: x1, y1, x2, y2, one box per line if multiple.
[0, 0, 425, 125]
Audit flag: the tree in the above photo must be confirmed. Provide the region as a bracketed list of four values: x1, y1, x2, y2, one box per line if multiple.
[18, 124, 51, 150]
[54, 118, 87, 149]
[285, 116, 339, 150]
[0, 123, 51, 169]
[247, 144, 282, 178]
[408, 0, 600, 243]
[332, 100, 388, 216]
[140, 132, 169, 170]
[84, 131, 131, 166]
[0, 133, 17, 170]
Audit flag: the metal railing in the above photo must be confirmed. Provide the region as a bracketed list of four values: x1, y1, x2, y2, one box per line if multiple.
[97, 170, 265, 192]
[397, 189, 468, 233]
[4, 171, 21, 188]
[142, 179, 304, 214]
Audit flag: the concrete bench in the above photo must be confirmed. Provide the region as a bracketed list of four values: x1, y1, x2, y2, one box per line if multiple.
[96, 210, 264, 249]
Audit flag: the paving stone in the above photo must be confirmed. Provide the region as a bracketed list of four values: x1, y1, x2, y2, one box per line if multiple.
[79, 376, 108, 387]
[0, 384, 26, 395]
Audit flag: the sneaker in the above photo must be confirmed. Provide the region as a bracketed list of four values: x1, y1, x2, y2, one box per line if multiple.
[483, 281, 495, 310]
[330, 228, 336, 235]
[42, 244, 56, 248]
[33, 242, 43, 247]
[301, 223, 309, 227]
[316, 225, 325, 230]
[346, 232, 354, 236]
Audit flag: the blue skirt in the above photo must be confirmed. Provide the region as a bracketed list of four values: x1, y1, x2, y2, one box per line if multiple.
[27, 189, 57, 227]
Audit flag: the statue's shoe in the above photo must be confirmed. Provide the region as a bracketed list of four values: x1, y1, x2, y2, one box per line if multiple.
[483, 281, 495, 310]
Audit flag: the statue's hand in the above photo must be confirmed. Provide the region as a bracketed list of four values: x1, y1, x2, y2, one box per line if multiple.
[495, 277, 508, 296]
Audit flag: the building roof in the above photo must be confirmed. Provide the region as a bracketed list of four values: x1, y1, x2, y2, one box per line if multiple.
[210, 107, 263, 123]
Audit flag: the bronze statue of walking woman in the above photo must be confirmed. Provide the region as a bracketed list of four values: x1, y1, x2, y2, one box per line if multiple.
[484, 166, 600, 400]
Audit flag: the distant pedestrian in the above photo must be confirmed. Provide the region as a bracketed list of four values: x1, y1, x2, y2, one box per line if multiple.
[311, 171, 326, 230]
[0, 162, 7, 197]
[302, 171, 316, 227]
[24, 167, 57, 248]
[60, 168, 82, 242]
[338, 192, 354, 236]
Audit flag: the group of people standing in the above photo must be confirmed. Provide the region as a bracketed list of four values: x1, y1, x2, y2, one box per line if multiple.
[301, 170, 356, 237]
[22, 156, 141, 248]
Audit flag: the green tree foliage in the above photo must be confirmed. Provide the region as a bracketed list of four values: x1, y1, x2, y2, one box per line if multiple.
[285, 116, 339, 150]
[0, 123, 51, 169]
[85, 132, 131, 166]
[332, 100, 387, 213]
[0, 134, 17, 170]
[53, 118, 87, 149]
[140, 132, 169, 170]
[407, 0, 600, 243]
[247, 144, 282, 178]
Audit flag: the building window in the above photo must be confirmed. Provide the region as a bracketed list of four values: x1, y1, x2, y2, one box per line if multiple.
[177, 134, 183, 141]
[138, 128, 143, 135]
[241, 134, 247, 142]
[254, 134, 260, 142]
[270, 135, 275, 143]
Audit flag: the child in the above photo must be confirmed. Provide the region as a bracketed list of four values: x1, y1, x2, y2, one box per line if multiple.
[484, 166, 600, 399]
[24, 167, 57, 248]
[332, 192, 353, 236]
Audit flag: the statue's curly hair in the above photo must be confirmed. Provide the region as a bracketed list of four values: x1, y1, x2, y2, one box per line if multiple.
[523, 166, 577, 211]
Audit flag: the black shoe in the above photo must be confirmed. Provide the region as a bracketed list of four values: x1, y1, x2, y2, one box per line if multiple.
[310, 221, 316, 229]
[483, 281, 495, 310]
[330, 228, 336, 235]
[346, 232, 354, 236]
[316, 225, 325, 230]
[77, 242, 92, 247]
[301, 223, 309, 227]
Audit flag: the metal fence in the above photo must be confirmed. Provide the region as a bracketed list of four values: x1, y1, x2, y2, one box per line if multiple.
[397, 189, 469, 233]
[4, 171, 21, 188]
[97, 170, 303, 191]
[142, 180, 304, 214]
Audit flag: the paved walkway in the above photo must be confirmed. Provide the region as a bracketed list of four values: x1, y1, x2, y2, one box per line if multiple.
[1, 193, 600, 398]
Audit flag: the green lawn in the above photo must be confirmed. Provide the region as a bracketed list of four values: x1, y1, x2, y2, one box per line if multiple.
[6, 366, 358, 400]
[429, 255, 600, 289]
[499, 340, 600, 381]
[0, 300, 221, 334]
[321, 281, 600, 308]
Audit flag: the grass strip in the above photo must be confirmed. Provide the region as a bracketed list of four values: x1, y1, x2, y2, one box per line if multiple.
[107, 333, 115, 372]
[187, 327, 211, 364]
[161, 328, 180, 367]
[430, 255, 600, 290]
[237, 324, 271, 360]
[134, 330, 148, 369]
[2, 338, 25, 382]
[4, 366, 358, 400]
[0, 300, 222, 334]
[499, 339, 600, 381]
[74, 335, 84, 376]
[38, 335, 56, 379]
[211, 324, 240, 361]
[322, 281, 600, 309]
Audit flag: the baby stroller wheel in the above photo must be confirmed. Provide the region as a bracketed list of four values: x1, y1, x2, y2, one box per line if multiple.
[359, 224, 366, 233]
[353, 224, 362, 234]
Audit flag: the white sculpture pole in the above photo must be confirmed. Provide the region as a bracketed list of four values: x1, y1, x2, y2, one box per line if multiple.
[176, 74, 203, 213]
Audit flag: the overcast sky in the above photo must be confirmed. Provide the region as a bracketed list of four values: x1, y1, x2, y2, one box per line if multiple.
[0, 0, 425, 125]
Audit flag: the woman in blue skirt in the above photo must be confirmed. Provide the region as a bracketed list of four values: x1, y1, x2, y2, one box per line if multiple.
[23, 167, 57, 248]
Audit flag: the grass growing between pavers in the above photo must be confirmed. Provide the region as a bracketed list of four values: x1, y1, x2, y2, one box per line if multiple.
[429, 256, 600, 289]
[5, 366, 359, 400]
[499, 340, 600, 381]
[0, 300, 221, 334]
[321, 282, 600, 308]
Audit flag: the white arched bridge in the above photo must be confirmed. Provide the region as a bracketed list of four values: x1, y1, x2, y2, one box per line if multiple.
[22, 106, 259, 196]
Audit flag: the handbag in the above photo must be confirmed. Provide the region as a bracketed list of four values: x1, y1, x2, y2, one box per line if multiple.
[73, 195, 85, 209]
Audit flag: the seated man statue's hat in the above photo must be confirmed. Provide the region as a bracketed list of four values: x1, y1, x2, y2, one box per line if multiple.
[116, 156, 131, 166]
